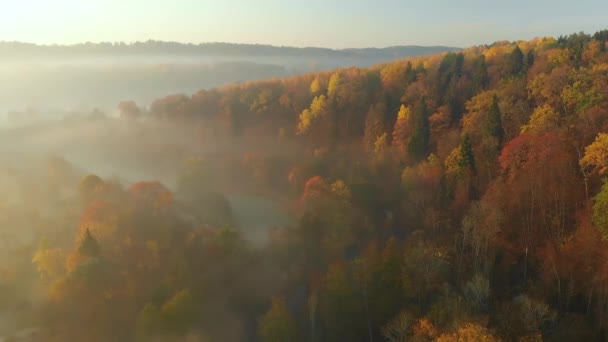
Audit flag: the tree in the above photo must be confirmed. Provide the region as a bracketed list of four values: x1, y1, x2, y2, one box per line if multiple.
[33, 238, 66, 281]
[436, 322, 498, 342]
[580, 132, 608, 175]
[472, 55, 489, 92]
[593, 179, 608, 240]
[259, 297, 298, 342]
[408, 97, 430, 162]
[460, 134, 476, 174]
[381, 311, 411, 342]
[507, 45, 525, 77]
[79, 174, 104, 203]
[310, 76, 324, 95]
[520, 104, 560, 134]
[374, 133, 389, 160]
[319, 262, 363, 341]
[460, 201, 502, 274]
[392, 105, 412, 154]
[464, 274, 490, 313]
[364, 101, 387, 151]
[78, 228, 100, 258]
[327, 72, 342, 98]
[117, 100, 141, 120]
[402, 239, 449, 308]
[297, 95, 328, 135]
[485, 95, 504, 146]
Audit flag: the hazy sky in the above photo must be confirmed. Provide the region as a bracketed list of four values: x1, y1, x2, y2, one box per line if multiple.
[2, 0, 608, 48]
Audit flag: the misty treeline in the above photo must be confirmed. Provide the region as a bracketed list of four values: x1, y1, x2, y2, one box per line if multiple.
[0, 41, 457, 59]
[0, 41, 457, 117]
[3, 30, 608, 341]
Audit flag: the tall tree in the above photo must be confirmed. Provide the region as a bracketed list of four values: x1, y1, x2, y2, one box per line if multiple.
[408, 97, 431, 162]
[78, 228, 100, 258]
[507, 46, 525, 77]
[485, 95, 504, 146]
[392, 105, 412, 155]
[460, 134, 476, 175]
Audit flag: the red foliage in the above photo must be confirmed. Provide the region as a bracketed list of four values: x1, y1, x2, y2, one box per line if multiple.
[300, 176, 329, 206]
[129, 181, 174, 210]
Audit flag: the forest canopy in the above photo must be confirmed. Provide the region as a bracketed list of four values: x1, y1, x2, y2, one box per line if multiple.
[2, 30, 608, 341]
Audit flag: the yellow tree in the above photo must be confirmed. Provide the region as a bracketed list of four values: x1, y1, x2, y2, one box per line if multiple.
[521, 104, 560, 134]
[392, 105, 412, 155]
[580, 132, 608, 175]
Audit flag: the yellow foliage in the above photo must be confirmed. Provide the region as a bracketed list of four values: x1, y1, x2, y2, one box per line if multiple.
[580, 133, 608, 174]
[521, 104, 559, 134]
[33, 247, 67, 280]
[330, 180, 351, 200]
[436, 322, 499, 342]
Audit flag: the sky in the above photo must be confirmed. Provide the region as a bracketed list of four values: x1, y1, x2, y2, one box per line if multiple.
[1, 0, 608, 49]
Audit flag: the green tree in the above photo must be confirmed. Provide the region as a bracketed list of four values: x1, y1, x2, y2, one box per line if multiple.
[485, 95, 504, 146]
[507, 46, 525, 77]
[78, 228, 100, 258]
[407, 97, 431, 162]
[472, 55, 489, 92]
[460, 134, 476, 174]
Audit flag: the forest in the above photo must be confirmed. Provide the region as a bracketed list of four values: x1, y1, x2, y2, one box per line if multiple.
[2, 30, 608, 341]
[0, 42, 456, 119]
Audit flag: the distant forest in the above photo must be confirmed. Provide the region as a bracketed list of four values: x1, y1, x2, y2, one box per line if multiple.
[0, 41, 459, 58]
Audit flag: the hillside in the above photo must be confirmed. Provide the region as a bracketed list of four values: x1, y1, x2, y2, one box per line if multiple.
[0, 41, 459, 59]
[5, 29, 608, 341]
[0, 41, 459, 116]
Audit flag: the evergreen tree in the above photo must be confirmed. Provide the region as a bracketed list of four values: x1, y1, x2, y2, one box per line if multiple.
[524, 50, 535, 72]
[407, 97, 430, 162]
[459, 134, 476, 174]
[472, 55, 489, 92]
[485, 95, 504, 146]
[507, 46, 525, 77]
[78, 228, 100, 258]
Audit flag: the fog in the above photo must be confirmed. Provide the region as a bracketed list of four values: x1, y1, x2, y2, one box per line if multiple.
[0, 42, 458, 117]
[0, 41, 461, 341]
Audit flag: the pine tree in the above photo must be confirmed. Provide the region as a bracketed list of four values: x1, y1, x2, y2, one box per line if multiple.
[79, 228, 100, 258]
[508, 46, 525, 77]
[524, 50, 535, 72]
[472, 55, 489, 92]
[407, 98, 430, 162]
[460, 134, 476, 174]
[485, 95, 504, 146]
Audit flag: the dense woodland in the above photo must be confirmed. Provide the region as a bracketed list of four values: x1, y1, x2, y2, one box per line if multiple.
[5, 30, 608, 341]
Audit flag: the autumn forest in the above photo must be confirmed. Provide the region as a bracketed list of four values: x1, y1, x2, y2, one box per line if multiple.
[4, 30, 608, 341]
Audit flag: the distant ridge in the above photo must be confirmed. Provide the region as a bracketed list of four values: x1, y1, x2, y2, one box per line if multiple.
[0, 40, 460, 58]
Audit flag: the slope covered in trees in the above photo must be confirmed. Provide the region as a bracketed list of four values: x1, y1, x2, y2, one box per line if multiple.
[0, 41, 459, 59]
[5, 30, 608, 341]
